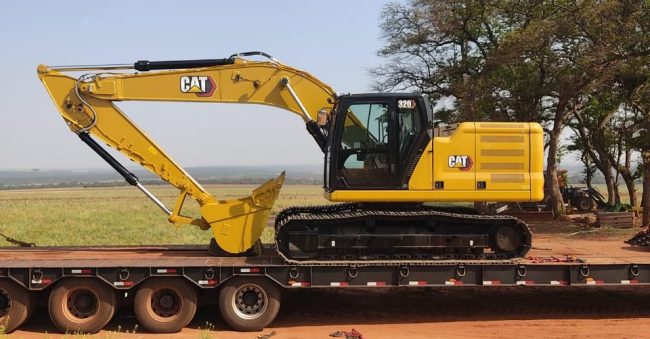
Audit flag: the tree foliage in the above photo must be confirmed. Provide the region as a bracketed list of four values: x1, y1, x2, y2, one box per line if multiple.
[374, 0, 650, 222]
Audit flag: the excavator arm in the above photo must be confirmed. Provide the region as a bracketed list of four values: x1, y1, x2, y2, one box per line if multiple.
[37, 52, 337, 253]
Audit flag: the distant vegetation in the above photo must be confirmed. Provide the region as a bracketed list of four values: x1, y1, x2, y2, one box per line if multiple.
[1, 162, 621, 192]
[0, 165, 322, 190]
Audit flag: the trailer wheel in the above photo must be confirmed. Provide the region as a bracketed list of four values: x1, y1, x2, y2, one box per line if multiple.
[218, 277, 281, 331]
[48, 278, 116, 333]
[134, 278, 197, 333]
[0, 279, 31, 333]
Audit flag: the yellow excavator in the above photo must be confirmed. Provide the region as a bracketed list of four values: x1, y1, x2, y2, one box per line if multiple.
[38, 52, 544, 261]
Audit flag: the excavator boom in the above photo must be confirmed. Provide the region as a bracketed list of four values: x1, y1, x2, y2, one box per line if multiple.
[38, 53, 335, 254]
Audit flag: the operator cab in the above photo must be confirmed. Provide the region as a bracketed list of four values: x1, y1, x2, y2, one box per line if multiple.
[324, 94, 432, 192]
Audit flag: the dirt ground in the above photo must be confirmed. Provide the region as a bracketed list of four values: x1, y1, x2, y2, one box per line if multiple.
[9, 235, 650, 339]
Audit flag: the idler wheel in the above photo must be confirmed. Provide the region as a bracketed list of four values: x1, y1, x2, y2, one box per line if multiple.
[494, 226, 523, 253]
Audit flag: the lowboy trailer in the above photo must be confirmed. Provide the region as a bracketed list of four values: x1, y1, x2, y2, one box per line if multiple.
[0, 241, 648, 334]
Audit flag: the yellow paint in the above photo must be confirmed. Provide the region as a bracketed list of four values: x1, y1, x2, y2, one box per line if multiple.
[529, 123, 545, 201]
[37, 57, 329, 254]
[332, 121, 544, 202]
[37, 55, 545, 254]
[327, 189, 536, 202]
[433, 123, 476, 190]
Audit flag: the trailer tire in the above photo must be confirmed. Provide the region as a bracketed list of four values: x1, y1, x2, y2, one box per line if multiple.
[218, 277, 280, 331]
[134, 278, 197, 333]
[48, 278, 116, 334]
[0, 279, 31, 333]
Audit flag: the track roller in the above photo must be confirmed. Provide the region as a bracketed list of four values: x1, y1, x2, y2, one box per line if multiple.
[218, 277, 281, 331]
[134, 278, 197, 333]
[0, 279, 32, 333]
[48, 278, 116, 333]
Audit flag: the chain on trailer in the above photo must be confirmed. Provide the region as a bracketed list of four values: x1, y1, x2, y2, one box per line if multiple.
[0, 229, 35, 247]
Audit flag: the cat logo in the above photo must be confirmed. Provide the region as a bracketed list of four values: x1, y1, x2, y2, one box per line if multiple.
[180, 76, 216, 97]
[448, 155, 473, 171]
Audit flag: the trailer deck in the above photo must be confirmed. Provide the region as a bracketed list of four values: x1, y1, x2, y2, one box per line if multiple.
[0, 235, 649, 334]
[1, 236, 648, 290]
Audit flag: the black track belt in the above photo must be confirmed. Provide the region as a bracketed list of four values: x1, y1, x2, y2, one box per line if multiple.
[275, 203, 532, 261]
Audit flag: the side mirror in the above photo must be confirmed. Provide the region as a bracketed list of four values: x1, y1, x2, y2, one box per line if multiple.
[317, 108, 330, 126]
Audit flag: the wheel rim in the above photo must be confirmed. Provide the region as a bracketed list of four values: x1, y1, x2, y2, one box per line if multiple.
[66, 288, 99, 319]
[231, 283, 268, 320]
[0, 289, 10, 317]
[151, 288, 182, 319]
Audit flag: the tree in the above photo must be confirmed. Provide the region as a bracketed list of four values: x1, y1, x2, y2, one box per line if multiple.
[566, 132, 595, 188]
[375, 0, 650, 218]
[570, 91, 623, 205]
[608, 104, 640, 208]
[629, 83, 650, 226]
[373, 0, 552, 123]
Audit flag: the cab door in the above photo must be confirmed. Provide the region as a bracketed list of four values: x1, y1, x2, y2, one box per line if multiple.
[329, 97, 398, 189]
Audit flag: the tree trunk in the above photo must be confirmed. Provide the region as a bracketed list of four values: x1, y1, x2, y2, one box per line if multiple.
[583, 154, 593, 189]
[546, 119, 566, 217]
[643, 150, 650, 227]
[618, 167, 637, 208]
[574, 123, 616, 204]
[625, 148, 637, 208]
[594, 144, 617, 204]
[602, 167, 616, 204]
[611, 146, 637, 208]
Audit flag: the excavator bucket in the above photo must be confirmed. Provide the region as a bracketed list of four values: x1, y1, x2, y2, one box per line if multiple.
[200, 172, 286, 253]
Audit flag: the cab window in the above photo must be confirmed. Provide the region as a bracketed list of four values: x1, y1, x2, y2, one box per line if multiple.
[337, 102, 393, 187]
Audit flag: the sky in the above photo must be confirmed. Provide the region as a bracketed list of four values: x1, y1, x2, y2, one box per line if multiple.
[0, 1, 399, 170]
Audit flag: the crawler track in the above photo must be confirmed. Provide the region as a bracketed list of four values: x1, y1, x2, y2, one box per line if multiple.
[275, 204, 532, 261]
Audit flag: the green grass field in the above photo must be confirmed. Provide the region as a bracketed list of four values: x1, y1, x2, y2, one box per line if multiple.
[0, 183, 642, 247]
[0, 184, 328, 247]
